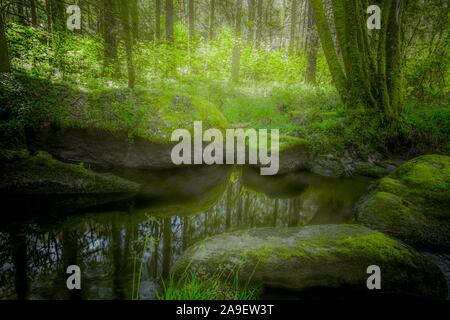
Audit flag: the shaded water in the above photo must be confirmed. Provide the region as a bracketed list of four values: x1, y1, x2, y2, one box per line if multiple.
[0, 166, 389, 299]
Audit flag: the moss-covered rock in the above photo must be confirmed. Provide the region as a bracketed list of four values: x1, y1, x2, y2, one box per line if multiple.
[172, 224, 447, 299]
[248, 135, 313, 174]
[1, 74, 228, 168]
[0, 151, 139, 194]
[358, 155, 450, 250]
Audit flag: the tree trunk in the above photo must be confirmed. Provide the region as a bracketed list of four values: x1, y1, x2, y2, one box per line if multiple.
[188, 0, 195, 44]
[305, 0, 318, 84]
[165, 0, 174, 43]
[103, 0, 119, 78]
[30, 0, 38, 27]
[309, 0, 405, 119]
[255, 0, 263, 47]
[0, 11, 11, 72]
[209, 0, 215, 41]
[231, 0, 242, 83]
[119, 1, 136, 88]
[155, 0, 161, 42]
[17, 0, 26, 25]
[289, 0, 297, 53]
[131, 0, 139, 42]
[161, 217, 171, 279]
[247, 0, 256, 45]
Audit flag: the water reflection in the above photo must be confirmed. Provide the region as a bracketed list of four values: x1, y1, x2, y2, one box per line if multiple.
[0, 167, 371, 300]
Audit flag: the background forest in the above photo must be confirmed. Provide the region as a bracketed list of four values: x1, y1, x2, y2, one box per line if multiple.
[0, 0, 449, 162]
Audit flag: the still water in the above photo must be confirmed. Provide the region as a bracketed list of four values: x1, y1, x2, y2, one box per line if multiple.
[0, 165, 388, 299]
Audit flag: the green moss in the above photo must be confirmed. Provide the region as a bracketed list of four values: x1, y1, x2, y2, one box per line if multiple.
[358, 155, 450, 249]
[353, 165, 387, 178]
[0, 74, 229, 148]
[377, 177, 408, 195]
[392, 155, 449, 205]
[334, 232, 415, 262]
[0, 152, 140, 194]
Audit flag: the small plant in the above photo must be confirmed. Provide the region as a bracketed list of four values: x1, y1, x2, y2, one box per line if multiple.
[153, 265, 260, 301]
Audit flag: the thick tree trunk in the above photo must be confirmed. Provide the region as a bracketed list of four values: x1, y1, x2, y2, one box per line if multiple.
[0, 11, 11, 72]
[309, 0, 404, 119]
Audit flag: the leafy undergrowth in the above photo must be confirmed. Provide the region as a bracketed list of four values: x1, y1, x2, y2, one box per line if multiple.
[1, 72, 448, 159]
[174, 80, 449, 158]
[0, 72, 228, 149]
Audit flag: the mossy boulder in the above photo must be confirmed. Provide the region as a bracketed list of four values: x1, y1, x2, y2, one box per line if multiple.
[0, 151, 139, 194]
[358, 155, 450, 250]
[248, 135, 313, 174]
[1, 74, 228, 168]
[172, 224, 447, 299]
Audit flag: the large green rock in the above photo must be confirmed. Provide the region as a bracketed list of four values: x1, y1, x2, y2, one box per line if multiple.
[358, 155, 450, 250]
[0, 152, 140, 194]
[172, 224, 447, 299]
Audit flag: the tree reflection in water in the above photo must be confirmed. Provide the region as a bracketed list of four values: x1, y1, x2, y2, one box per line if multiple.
[0, 167, 371, 300]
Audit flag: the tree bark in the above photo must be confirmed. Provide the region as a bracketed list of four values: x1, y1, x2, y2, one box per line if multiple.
[209, 0, 215, 41]
[103, 0, 119, 78]
[255, 0, 263, 47]
[155, 0, 161, 42]
[0, 11, 11, 72]
[131, 0, 139, 42]
[188, 0, 195, 44]
[231, 0, 242, 83]
[30, 0, 38, 27]
[119, 1, 136, 88]
[165, 0, 174, 43]
[309, 0, 405, 119]
[305, 0, 319, 84]
[289, 0, 298, 53]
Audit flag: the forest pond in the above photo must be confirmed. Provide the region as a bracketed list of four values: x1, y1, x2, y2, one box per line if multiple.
[0, 166, 447, 300]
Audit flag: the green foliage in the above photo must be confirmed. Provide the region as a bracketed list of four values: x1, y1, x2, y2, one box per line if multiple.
[154, 269, 259, 300]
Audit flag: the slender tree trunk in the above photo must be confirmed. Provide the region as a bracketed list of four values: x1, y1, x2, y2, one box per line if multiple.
[305, 0, 318, 84]
[155, 0, 161, 42]
[30, 0, 38, 27]
[119, 1, 136, 88]
[247, 0, 256, 45]
[289, 0, 297, 53]
[0, 11, 11, 72]
[188, 0, 195, 44]
[103, 0, 119, 78]
[231, 0, 242, 83]
[165, 0, 174, 43]
[255, 0, 264, 47]
[17, 0, 26, 25]
[209, 0, 215, 41]
[161, 217, 171, 278]
[131, 0, 139, 42]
